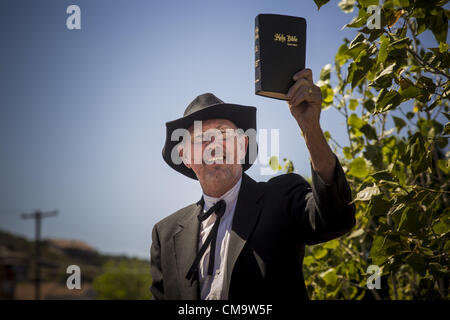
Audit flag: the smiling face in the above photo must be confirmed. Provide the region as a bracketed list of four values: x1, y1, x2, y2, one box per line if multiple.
[179, 118, 248, 196]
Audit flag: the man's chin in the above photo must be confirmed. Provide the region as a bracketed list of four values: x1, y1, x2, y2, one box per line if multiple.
[204, 162, 227, 170]
[203, 163, 231, 176]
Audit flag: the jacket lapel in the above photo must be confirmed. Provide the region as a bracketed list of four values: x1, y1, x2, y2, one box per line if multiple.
[223, 173, 265, 298]
[173, 202, 202, 299]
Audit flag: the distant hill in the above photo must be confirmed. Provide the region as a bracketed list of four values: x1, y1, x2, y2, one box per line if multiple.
[0, 229, 150, 299]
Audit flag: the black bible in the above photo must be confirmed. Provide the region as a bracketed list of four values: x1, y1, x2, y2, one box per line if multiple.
[255, 14, 307, 100]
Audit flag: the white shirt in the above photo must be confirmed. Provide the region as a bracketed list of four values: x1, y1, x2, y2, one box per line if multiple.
[198, 176, 242, 300]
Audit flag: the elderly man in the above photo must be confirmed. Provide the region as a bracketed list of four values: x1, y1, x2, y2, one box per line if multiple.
[151, 69, 356, 300]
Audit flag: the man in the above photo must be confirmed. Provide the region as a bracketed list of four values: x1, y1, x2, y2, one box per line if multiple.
[151, 68, 356, 300]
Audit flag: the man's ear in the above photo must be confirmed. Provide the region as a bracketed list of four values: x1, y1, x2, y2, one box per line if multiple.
[236, 133, 248, 163]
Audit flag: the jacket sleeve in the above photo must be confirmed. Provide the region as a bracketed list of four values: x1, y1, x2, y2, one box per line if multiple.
[291, 155, 356, 245]
[150, 224, 165, 300]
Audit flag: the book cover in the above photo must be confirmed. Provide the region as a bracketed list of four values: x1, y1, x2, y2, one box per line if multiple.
[255, 14, 307, 101]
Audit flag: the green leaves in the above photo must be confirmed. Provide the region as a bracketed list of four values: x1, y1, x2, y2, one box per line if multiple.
[347, 33, 367, 58]
[432, 209, 450, 236]
[375, 88, 403, 113]
[348, 228, 364, 239]
[399, 85, 421, 99]
[320, 63, 332, 82]
[389, 37, 411, 50]
[347, 113, 377, 140]
[269, 156, 295, 173]
[377, 35, 389, 65]
[346, 48, 374, 89]
[397, 207, 421, 234]
[405, 253, 427, 276]
[344, 5, 371, 28]
[313, 0, 330, 10]
[313, 246, 328, 259]
[370, 63, 396, 89]
[320, 84, 334, 107]
[368, 194, 391, 216]
[348, 157, 369, 178]
[269, 156, 282, 171]
[303, 0, 450, 300]
[93, 260, 152, 299]
[320, 268, 338, 286]
[319, 64, 334, 108]
[349, 98, 358, 110]
[363, 99, 375, 113]
[372, 170, 394, 182]
[437, 159, 449, 174]
[404, 133, 433, 175]
[439, 42, 448, 53]
[343, 146, 353, 159]
[370, 234, 401, 266]
[335, 43, 350, 66]
[429, 7, 448, 44]
[338, 0, 355, 14]
[348, 113, 365, 129]
[363, 144, 382, 166]
[360, 124, 377, 140]
[323, 239, 339, 249]
[355, 184, 380, 201]
[392, 116, 406, 133]
[358, 0, 379, 7]
[416, 76, 436, 92]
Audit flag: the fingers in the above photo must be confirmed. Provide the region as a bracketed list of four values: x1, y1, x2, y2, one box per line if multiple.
[293, 68, 313, 83]
[288, 68, 320, 107]
[287, 78, 310, 100]
[290, 86, 310, 107]
[289, 84, 321, 107]
[287, 68, 314, 101]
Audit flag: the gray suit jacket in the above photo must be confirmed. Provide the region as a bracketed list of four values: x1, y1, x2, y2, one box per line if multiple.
[150, 158, 355, 300]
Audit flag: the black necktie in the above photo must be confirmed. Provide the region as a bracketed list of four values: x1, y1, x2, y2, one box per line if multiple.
[186, 199, 227, 282]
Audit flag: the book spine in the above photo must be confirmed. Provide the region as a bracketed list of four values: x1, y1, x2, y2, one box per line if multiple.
[254, 17, 262, 93]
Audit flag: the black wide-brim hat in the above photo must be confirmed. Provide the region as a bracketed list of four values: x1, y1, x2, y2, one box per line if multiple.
[162, 93, 257, 180]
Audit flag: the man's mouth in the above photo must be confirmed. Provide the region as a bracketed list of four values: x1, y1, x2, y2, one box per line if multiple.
[205, 156, 226, 163]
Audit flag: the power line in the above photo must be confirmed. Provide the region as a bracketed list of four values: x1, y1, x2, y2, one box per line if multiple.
[21, 210, 58, 300]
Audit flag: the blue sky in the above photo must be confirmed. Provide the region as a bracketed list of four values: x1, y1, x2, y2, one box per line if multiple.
[0, 0, 440, 258]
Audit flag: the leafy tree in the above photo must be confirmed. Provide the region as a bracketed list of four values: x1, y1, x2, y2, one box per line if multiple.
[274, 0, 449, 299]
[93, 259, 152, 300]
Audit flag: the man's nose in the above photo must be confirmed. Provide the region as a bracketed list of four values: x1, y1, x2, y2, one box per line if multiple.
[204, 137, 225, 154]
[204, 135, 225, 148]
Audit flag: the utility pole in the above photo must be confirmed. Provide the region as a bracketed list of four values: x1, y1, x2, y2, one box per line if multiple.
[21, 210, 58, 300]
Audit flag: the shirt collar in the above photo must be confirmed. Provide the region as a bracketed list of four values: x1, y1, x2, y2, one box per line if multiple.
[202, 175, 242, 214]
